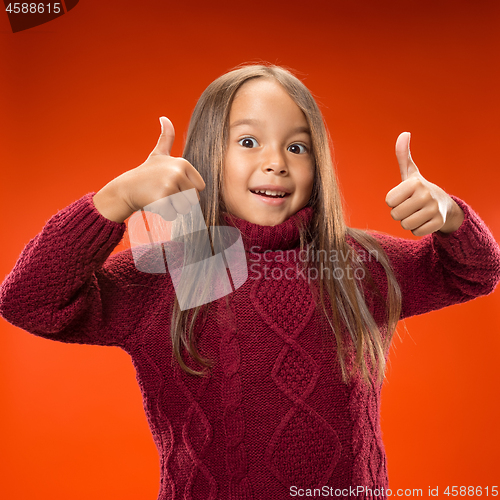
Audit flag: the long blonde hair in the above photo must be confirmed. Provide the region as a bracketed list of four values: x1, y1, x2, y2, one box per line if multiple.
[170, 64, 401, 384]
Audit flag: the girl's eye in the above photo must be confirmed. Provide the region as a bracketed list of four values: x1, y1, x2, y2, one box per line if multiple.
[238, 137, 259, 148]
[288, 143, 308, 154]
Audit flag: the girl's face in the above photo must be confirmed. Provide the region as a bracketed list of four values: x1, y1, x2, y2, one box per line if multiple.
[222, 78, 315, 226]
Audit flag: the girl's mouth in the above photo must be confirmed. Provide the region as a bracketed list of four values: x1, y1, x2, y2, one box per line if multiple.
[249, 189, 290, 199]
[249, 189, 291, 206]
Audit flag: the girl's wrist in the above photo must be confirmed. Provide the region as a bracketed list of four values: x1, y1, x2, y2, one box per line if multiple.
[439, 199, 465, 234]
[93, 180, 133, 223]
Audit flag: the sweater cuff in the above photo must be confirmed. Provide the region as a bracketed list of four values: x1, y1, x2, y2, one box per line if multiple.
[433, 195, 500, 263]
[46, 192, 127, 265]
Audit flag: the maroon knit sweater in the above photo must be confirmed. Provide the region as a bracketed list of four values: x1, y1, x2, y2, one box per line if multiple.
[1, 193, 499, 500]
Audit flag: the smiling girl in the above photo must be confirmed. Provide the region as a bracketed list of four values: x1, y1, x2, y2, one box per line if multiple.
[222, 77, 314, 226]
[1, 64, 499, 500]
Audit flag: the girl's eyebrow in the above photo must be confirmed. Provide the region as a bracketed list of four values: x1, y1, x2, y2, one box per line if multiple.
[230, 118, 311, 135]
[291, 126, 311, 136]
[230, 118, 261, 128]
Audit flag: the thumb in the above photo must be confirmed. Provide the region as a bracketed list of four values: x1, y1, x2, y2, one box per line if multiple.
[395, 132, 419, 181]
[151, 116, 175, 156]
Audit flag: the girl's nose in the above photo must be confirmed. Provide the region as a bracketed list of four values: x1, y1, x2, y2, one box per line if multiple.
[262, 148, 288, 175]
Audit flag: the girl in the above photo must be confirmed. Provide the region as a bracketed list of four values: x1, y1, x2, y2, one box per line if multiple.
[1, 64, 499, 500]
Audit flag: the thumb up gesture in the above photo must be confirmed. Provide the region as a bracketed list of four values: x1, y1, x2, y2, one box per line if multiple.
[385, 132, 464, 236]
[94, 117, 206, 223]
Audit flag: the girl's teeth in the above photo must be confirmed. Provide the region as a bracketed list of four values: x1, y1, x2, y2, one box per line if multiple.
[256, 190, 286, 196]
[250, 189, 287, 198]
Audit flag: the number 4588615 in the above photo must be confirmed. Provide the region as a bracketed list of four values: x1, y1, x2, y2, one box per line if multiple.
[5, 3, 62, 14]
[444, 486, 498, 497]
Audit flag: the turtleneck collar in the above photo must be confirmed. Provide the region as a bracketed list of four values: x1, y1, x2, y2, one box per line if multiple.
[221, 206, 314, 253]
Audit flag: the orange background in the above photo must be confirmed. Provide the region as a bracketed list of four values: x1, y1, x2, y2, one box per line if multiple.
[1, 1, 500, 498]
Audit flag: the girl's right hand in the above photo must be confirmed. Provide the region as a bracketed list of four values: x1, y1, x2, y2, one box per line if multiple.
[93, 117, 206, 223]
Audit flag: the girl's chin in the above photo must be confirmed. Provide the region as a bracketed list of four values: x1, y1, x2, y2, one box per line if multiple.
[240, 210, 287, 227]
[223, 193, 296, 225]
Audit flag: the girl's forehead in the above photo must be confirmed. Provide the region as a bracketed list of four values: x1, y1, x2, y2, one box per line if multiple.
[233, 77, 284, 100]
[230, 78, 305, 122]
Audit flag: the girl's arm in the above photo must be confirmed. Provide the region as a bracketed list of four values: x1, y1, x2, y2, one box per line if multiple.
[362, 132, 500, 318]
[1, 118, 204, 347]
[370, 195, 500, 319]
[0, 193, 148, 348]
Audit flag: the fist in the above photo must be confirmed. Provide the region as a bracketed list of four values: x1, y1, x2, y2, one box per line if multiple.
[385, 132, 464, 236]
[130, 117, 205, 220]
[93, 117, 206, 224]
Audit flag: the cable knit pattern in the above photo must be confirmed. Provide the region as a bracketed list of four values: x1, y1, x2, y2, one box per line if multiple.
[249, 259, 342, 487]
[349, 378, 387, 497]
[1, 193, 500, 500]
[217, 297, 254, 499]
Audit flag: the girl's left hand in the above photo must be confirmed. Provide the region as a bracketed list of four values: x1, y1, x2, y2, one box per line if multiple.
[385, 132, 465, 236]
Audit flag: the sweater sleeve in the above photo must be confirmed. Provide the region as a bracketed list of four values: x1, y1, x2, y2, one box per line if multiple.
[0, 193, 147, 348]
[369, 195, 500, 320]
